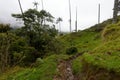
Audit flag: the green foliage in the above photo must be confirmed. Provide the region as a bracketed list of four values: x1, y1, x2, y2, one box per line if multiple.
[8, 37, 40, 66]
[12, 9, 54, 28]
[0, 24, 11, 33]
[12, 9, 60, 58]
[66, 46, 78, 55]
[60, 31, 102, 53]
[9, 38, 27, 53]
[0, 32, 18, 72]
[0, 31, 39, 67]
[2, 9, 120, 80]
[34, 58, 44, 67]
[0, 54, 69, 80]
[22, 47, 38, 66]
[11, 28, 26, 37]
[72, 56, 83, 75]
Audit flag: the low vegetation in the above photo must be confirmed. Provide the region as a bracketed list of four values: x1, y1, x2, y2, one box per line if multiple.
[1, 8, 120, 80]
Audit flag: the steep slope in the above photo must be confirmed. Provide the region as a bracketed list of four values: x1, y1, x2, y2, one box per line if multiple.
[58, 19, 120, 80]
[75, 22, 120, 80]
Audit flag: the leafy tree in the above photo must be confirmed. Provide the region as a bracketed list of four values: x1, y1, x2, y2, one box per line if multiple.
[39, 10, 54, 26]
[12, 9, 54, 28]
[9, 39, 38, 66]
[12, 9, 58, 58]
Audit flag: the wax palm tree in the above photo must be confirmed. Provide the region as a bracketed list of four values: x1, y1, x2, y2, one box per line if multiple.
[41, 0, 44, 10]
[56, 17, 63, 33]
[69, 0, 72, 32]
[113, 0, 119, 23]
[33, 1, 39, 10]
[18, 0, 24, 18]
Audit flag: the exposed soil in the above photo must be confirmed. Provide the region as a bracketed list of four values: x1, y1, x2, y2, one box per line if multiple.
[53, 52, 84, 80]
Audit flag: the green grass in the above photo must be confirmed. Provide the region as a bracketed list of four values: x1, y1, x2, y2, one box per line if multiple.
[82, 38, 120, 73]
[72, 56, 83, 75]
[68, 21, 120, 78]
[1, 19, 120, 79]
[82, 22, 120, 74]
[60, 31, 102, 53]
[0, 54, 69, 80]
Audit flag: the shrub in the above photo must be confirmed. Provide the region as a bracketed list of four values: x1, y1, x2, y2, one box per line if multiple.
[21, 47, 38, 66]
[0, 24, 11, 33]
[66, 46, 78, 55]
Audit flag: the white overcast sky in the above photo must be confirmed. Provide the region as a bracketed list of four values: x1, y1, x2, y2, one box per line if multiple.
[0, 0, 114, 31]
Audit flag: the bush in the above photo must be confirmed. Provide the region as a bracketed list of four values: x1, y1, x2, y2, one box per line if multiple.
[66, 46, 78, 55]
[0, 24, 11, 33]
[21, 47, 39, 66]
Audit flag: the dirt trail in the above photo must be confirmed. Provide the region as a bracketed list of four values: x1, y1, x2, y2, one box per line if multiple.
[53, 52, 84, 80]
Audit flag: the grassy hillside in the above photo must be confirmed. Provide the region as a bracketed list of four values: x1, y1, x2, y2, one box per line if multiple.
[73, 22, 120, 79]
[82, 22, 120, 74]
[60, 30, 102, 53]
[59, 19, 120, 79]
[1, 19, 120, 80]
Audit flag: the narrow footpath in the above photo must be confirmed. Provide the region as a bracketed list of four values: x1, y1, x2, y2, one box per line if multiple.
[53, 52, 84, 80]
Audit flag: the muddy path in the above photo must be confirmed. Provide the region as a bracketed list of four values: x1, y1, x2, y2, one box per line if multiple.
[53, 52, 84, 80]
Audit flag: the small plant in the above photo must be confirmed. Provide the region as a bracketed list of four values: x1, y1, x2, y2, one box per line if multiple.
[66, 46, 78, 55]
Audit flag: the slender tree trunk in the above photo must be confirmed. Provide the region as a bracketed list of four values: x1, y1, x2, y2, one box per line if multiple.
[98, 4, 100, 24]
[41, 0, 45, 25]
[18, 0, 24, 17]
[41, 0, 44, 10]
[75, 6, 77, 32]
[113, 0, 119, 23]
[18, 0, 27, 26]
[69, 0, 72, 32]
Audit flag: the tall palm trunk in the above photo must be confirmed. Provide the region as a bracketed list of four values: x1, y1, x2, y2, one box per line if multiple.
[75, 6, 77, 32]
[18, 0, 28, 28]
[41, 0, 45, 25]
[69, 0, 72, 32]
[41, 0, 44, 10]
[98, 4, 100, 24]
[113, 0, 119, 23]
[18, 0, 24, 17]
